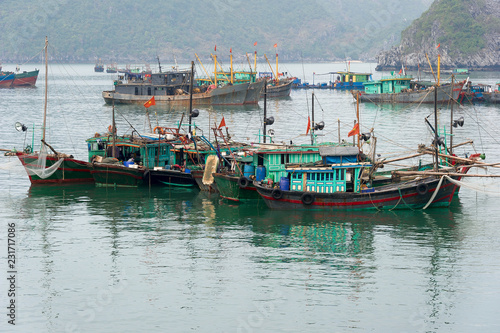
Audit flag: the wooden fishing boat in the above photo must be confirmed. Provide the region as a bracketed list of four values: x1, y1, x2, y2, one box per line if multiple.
[354, 75, 465, 104]
[87, 127, 181, 187]
[12, 69, 39, 87]
[103, 65, 257, 106]
[106, 64, 117, 73]
[254, 146, 477, 210]
[261, 77, 293, 98]
[94, 59, 104, 72]
[482, 82, 500, 103]
[16, 38, 95, 185]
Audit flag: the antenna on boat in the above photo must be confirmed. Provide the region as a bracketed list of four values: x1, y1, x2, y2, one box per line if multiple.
[157, 55, 162, 73]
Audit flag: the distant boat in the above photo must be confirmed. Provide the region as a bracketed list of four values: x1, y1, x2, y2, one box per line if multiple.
[260, 52, 293, 98]
[106, 64, 117, 73]
[94, 58, 104, 72]
[259, 73, 293, 98]
[354, 74, 465, 104]
[482, 82, 500, 104]
[12, 69, 39, 87]
[103, 66, 261, 106]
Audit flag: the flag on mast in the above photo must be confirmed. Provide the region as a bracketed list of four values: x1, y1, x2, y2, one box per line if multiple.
[348, 123, 359, 137]
[218, 116, 226, 129]
[144, 96, 156, 108]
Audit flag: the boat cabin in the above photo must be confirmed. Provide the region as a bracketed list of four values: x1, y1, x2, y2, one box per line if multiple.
[245, 144, 327, 182]
[86, 135, 175, 169]
[113, 69, 196, 97]
[363, 75, 413, 94]
[286, 146, 371, 194]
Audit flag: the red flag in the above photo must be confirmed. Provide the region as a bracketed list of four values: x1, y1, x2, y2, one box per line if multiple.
[230, 48, 232, 53]
[436, 43, 440, 49]
[348, 123, 359, 137]
[214, 45, 217, 51]
[273, 43, 277, 48]
[306, 116, 311, 135]
[254, 42, 257, 46]
[144, 96, 155, 108]
[218, 116, 226, 129]
[398, 68, 402, 75]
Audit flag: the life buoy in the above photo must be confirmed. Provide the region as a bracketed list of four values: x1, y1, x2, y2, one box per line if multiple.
[416, 183, 428, 195]
[271, 188, 283, 200]
[153, 126, 165, 135]
[238, 177, 249, 188]
[108, 125, 115, 133]
[301, 192, 314, 205]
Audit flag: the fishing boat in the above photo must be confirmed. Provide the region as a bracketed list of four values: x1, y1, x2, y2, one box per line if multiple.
[195, 49, 267, 104]
[254, 145, 478, 210]
[16, 38, 94, 184]
[87, 127, 181, 187]
[354, 75, 465, 104]
[0, 71, 15, 88]
[259, 49, 293, 98]
[323, 71, 373, 90]
[94, 59, 104, 72]
[260, 73, 294, 98]
[102, 67, 254, 106]
[12, 69, 39, 87]
[106, 64, 118, 73]
[254, 85, 488, 210]
[482, 82, 500, 104]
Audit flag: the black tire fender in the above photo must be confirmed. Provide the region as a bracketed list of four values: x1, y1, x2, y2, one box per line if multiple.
[301, 192, 315, 205]
[271, 188, 283, 200]
[238, 177, 249, 188]
[416, 183, 428, 195]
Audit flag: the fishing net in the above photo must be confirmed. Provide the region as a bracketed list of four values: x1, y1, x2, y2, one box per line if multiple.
[202, 155, 219, 185]
[444, 175, 500, 197]
[24, 145, 64, 179]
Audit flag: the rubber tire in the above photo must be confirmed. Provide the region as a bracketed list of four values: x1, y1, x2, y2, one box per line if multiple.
[238, 177, 249, 189]
[416, 183, 428, 195]
[271, 188, 283, 200]
[301, 192, 315, 205]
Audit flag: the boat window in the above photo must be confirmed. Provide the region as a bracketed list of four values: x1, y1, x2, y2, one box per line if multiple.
[134, 87, 139, 95]
[148, 87, 152, 96]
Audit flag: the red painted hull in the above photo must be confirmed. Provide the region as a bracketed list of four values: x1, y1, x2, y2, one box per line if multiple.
[17, 152, 94, 184]
[12, 70, 39, 87]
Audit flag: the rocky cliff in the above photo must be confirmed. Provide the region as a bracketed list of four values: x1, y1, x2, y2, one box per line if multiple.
[376, 0, 500, 71]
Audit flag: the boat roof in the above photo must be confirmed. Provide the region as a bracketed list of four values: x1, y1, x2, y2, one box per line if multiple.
[319, 146, 359, 157]
[286, 162, 371, 171]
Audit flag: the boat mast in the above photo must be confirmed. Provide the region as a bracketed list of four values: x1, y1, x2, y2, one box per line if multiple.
[311, 92, 315, 145]
[449, 75, 455, 155]
[275, 46, 279, 81]
[434, 85, 439, 172]
[263, 83, 267, 143]
[189, 61, 194, 134]
[437, 54, 441, 86]
[214, 47, 217, 86]
[230, 48, 233, 84]
[112, 100, 116, 158]
[42, 36, 48, 143]
[356, 91, 360, 150]
[254, 49, 257, 73]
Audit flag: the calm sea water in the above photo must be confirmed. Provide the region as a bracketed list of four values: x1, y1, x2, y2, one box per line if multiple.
[1, 63, 500, 332]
